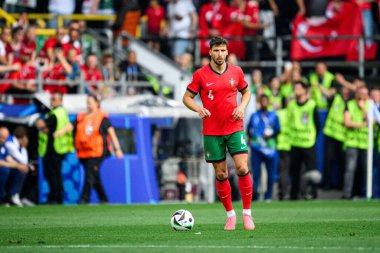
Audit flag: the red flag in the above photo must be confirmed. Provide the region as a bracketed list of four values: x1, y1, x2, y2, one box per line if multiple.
[291, 3, 377, 61]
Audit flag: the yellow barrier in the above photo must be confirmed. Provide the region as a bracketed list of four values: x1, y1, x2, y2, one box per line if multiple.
[9, 13, 115, 28]
[0, 8, 17, 26]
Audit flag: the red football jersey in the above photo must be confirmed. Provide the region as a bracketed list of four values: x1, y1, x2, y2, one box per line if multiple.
[187, 64, 248, 135]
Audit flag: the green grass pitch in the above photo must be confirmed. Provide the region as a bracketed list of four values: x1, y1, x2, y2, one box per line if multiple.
[0, 200, 379, 253]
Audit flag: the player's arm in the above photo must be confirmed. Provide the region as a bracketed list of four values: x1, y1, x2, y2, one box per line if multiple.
[232, 87, 251, 121]
[182, 90, 211, 119]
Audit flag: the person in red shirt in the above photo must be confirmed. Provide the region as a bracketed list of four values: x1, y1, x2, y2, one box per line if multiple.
[243, 0, 267, 61]
[22, 25, 37, 63]
[82, 53, 103, 96]
[6, 26, 24, 64]
[62, 21, 82, 64]
[5, 47, 36, 104]
[198, 0, 229, 57]
[145, 0, 166, 52]
[223, 0, 246, 60]
[39, 27, 66, 63]
[43, 44, 73, 94]
[183, 36, 254, 231]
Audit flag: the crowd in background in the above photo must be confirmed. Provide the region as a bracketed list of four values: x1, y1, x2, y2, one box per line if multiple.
[247, 61, 380, 201]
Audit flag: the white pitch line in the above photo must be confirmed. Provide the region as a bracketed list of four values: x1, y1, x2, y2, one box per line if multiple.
[1, 244, 380, 251]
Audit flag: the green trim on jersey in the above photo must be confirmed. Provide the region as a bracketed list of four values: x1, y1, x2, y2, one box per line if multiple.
[203, 131, 248, 162]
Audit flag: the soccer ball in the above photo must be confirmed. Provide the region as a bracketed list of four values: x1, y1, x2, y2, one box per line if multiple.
[170, 210, 194, 231]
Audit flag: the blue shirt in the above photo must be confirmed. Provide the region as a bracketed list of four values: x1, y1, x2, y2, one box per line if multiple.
[247, 110, 280, 156]
[0, 143, 9, 170]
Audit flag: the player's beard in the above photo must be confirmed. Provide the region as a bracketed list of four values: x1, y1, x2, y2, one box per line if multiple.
[213, 57, 225, 66]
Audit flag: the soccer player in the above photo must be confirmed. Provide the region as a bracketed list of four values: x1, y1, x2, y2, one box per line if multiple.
[182, 36, 254, 231]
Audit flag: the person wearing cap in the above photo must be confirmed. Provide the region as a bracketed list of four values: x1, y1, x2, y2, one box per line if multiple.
[287, 81, 321, 200]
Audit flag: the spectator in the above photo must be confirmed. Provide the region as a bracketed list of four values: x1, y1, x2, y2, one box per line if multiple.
[178, 52, 194, 74]
[54, 95, 123, 204]
[166, 0, 198, 63]
[65, 48, 81, 94]
[35, 92, 73, 204]
[322, 85, 351, 190]
[247, 94, 280, 201]
[223, 0, 246, 60]
[43, 44, 73, 94]
[263, 76, 282, 110]
[0, 127, 28, 206]
[259, 0, 279, 52]
[22, 25, 37, 63]
[82, 53, 103, 96]
[279, 62, 294, 104]
[243, 0, 268, 61]
[343, 85, 369, 199]
[198, 0, 229, 56]
[39, 27, 66, 63]
[288, 81, 321, 200]
[145, 0, 166, 52]
[4, 126, 34, 207]
[62, 21, 82, 64]
[0, 26, 11, 65]
[101, 50, 120, 82]
[48, 0, 75, 28]
[5, 47, 36, 104]
[119, 50, 144, 95]
[6, 26, 24, 64]
[100, 51, 118, 98]
[276, 98, 291, 200]
[309, 62, 336, 110]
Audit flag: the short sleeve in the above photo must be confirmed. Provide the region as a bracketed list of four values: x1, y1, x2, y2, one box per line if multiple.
[237, 67, 248, 92]
[187, 71, 201, 95]
[100, 117, 112, 135]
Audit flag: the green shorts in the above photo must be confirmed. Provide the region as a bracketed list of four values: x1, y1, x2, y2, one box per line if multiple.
[203, 131, 249, 163]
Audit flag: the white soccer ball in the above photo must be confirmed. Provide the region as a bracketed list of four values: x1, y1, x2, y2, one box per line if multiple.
[170, 209, 195, 231]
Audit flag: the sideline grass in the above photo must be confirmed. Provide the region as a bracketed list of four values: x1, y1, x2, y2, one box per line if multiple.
[0, 200, 379, 253]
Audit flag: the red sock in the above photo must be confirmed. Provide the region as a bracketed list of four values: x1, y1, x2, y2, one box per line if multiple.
[215, 179, 233, 212]
[238, 172, 253, 210]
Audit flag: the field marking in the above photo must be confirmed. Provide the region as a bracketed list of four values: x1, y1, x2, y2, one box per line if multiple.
[1, 244, 380, 251]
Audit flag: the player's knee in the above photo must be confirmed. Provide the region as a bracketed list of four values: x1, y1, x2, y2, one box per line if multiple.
[236, 165, 249, 176]
[215, 171, 228, 181]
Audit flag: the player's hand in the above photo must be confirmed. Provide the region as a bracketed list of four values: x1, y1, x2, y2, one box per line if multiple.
[198, 108, 211, 119]
[232, 105, 244, 121]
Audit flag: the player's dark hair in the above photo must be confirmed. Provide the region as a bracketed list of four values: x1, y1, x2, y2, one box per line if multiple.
[209, 36, 228, 49]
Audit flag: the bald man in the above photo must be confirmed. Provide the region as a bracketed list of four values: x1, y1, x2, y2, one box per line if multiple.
[0, 127, 28, 206]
